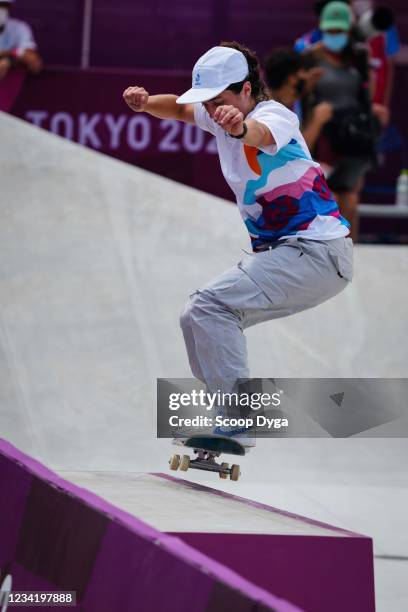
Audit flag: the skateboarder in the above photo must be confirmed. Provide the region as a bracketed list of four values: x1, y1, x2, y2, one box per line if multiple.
[123, 42, 353, 443]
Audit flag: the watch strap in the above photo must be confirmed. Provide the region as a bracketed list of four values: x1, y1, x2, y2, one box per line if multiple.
[228, 122, 248, 140]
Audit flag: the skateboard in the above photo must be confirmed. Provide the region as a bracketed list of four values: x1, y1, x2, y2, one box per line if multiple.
[169, 434, 245, 481]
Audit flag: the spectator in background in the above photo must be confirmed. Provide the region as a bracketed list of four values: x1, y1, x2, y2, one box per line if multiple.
[354, 2, 400, 116]
[294, 0, 352, 53]
[263, 47, 334, 147]
[263, 48, 304, 109]
[300, 1, 381, 241]
[0, 0, 43, 81]
[295, 0, 399, 122]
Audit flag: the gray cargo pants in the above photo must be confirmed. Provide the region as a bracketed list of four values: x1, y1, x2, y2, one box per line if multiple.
[180, 237, 353, 392]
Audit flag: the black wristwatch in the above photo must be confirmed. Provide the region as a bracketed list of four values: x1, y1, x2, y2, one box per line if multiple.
[228, 122, 248, 140]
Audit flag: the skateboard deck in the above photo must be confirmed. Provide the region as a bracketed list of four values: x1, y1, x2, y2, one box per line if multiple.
[169, 434, 246, 481]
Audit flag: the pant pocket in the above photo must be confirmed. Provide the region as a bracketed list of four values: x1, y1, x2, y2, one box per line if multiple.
[237, 253, 288, 306]
[327, 239, 353, 281]
[208, 274, 273, 313]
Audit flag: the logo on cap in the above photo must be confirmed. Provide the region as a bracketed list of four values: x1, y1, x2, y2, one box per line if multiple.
[194, 73, 201, 87]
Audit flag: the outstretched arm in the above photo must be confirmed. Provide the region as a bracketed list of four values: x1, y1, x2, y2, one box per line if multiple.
[123, 86, 195, 124]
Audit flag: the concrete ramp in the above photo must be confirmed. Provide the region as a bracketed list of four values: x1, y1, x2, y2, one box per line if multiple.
[1, 439, 305, 612]
[0, 111, 403, 611]
[0, 111, 407, 473]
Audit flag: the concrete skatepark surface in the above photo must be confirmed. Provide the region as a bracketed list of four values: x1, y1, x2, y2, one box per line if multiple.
[1, 112, 407, 610]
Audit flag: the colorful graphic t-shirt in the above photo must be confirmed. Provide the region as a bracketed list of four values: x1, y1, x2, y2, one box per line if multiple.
[194, 100, 350, 250]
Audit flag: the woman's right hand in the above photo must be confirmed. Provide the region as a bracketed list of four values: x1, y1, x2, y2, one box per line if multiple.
[123, 86, 149, 112]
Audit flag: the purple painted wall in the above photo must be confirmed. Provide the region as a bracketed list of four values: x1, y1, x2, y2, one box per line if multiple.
[10, 1, 408, 69]
[12, 0, 84, 67]
[175, 533, 375, 612]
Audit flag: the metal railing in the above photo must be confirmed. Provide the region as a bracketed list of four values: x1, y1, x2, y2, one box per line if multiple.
[80, 0, 93, 69]
[359, 204, 408, 218]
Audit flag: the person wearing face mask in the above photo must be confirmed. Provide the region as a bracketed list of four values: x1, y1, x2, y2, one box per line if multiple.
[295, 0, 398, 118]
[0, 0, 43, 81]
[294, 0, 353, 53]
[301, 1, 380, 241]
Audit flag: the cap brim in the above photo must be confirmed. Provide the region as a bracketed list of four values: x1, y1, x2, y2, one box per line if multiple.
[320, 20, 349, 31]
[176, 85, 226, 104]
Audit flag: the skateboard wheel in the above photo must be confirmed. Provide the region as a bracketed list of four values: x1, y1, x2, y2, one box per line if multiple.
[230, 464, 240, 481]
[180, 454, 190, 471]
[169, 454, 180, 470]
[219, 462, 229, 479]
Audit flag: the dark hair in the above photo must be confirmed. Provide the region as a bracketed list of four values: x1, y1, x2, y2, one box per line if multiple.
[263, 48, 302, 90]
[372, 7, 394, 31]
[220, 40, 270, 103]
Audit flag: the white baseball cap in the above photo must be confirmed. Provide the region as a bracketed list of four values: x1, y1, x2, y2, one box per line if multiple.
[176, 46, 249, 104]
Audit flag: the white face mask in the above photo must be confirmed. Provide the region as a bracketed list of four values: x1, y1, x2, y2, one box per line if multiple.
[0, 8, 9, 28]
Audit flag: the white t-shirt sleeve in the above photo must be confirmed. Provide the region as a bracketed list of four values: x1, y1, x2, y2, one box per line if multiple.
[193, 104, 217, 136]
[14, 20, 37, 52]
[251, 102, 299, 155]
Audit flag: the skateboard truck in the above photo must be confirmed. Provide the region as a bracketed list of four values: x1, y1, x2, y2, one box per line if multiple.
[169, 448, 241, 481]
[169, 434, 245, 481]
